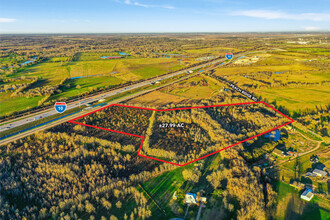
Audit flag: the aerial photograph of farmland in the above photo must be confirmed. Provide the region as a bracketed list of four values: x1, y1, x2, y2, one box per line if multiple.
[0, 0, 329, 219]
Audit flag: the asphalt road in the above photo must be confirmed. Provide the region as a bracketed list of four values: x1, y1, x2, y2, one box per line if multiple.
[0, 69, 205, 145]
[0, 56, 229, 133]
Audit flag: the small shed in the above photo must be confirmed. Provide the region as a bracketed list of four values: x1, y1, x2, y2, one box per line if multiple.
[300, 189, 314, 201]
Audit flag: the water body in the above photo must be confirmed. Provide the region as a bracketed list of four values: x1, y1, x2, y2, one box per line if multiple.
[118, 52, 129, 55]
[274, 71, 288, 74]
[265, 129, 281, 141]
[70, 76, 85, 79]
[2, 56, 38, 69]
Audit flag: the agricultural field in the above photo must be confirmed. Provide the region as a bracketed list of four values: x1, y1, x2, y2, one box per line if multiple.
[159, 75, 222, 99]
[126, 74, 250, 107]
[0, 55, 187, 116]
[213, 48, 330, 114]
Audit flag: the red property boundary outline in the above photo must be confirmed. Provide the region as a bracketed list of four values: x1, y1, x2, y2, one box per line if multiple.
[68, 101, 294, 167]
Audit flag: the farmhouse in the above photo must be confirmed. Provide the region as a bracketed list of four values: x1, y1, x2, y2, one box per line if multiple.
[185, 193, 207, 205]
[300, 189, 314, 201]
[312, 169, 327, 177]
[185, 193, 197, 204]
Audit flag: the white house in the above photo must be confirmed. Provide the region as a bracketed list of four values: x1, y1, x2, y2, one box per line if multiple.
[185, 193, 197, 204]
[300, 189, 314, 201]
[185, 193, 207, 204]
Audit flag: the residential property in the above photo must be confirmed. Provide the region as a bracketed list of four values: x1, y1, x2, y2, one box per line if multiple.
[185, 193, 197, 204]
[185, 193, 207, 205]
[312, 169, 327, 177]
[300, 189, 314, 201]
[287, 151, 296, 156]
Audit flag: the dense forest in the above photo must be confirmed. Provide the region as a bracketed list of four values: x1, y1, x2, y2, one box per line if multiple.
[0, 123, 176, 219]
[142, 104, 290, 164]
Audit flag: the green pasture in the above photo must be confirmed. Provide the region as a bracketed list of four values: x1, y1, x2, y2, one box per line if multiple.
[49, 75, 124, 100]
[257, 86, 330, 112]
[183, 46, 235, 54]
[78, 52, 124, 61]
[1, 56, 185, 116]
[0, 93, 45, 116]
[141, 164, 194, 216]
[163, 75, 222, 99]
[289, 47, 330, 56]
[274, 181, 330, 219]
[48, 57, 70, 62]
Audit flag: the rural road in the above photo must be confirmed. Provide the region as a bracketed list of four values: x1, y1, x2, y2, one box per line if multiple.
[267, 129, 324, 169]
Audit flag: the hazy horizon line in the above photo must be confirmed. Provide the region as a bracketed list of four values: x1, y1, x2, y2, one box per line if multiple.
[1, 31, 329, 35]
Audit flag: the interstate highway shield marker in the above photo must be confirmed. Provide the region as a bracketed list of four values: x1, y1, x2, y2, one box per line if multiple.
[226, 52, 233, 59]
[54, 102, 67, 113]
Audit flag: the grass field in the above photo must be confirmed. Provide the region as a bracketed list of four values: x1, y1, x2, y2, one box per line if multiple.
[257, 86, 330, 112]
[7, 57, 185, 87]
[183, 46, 236, 54]
[126, 90, 187, 106]
[160, 75, 222, 99]
[141, 164, 194, 218]
[0, 94, 46, 115]
[78, 52, 124, 61]
[0, 56, 187, 116]
[126, 74, 227, 107]
[274, 181, 330, 220]
[213, 51, 330, 113]
[49, 76, 124, 100]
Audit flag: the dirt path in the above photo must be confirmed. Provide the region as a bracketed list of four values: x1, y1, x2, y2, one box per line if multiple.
[273, 141, 322, 168]
[268, 127, 323, 168]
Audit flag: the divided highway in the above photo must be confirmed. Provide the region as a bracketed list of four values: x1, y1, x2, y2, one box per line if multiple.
[0, 55, 234, 144]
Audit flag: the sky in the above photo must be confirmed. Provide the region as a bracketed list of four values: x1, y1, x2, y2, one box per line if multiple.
[0, 0, 329, 33]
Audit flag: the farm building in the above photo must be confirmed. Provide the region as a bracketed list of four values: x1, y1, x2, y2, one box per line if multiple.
[300, 189, 314, 201]
[312, 169, 327, 177]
